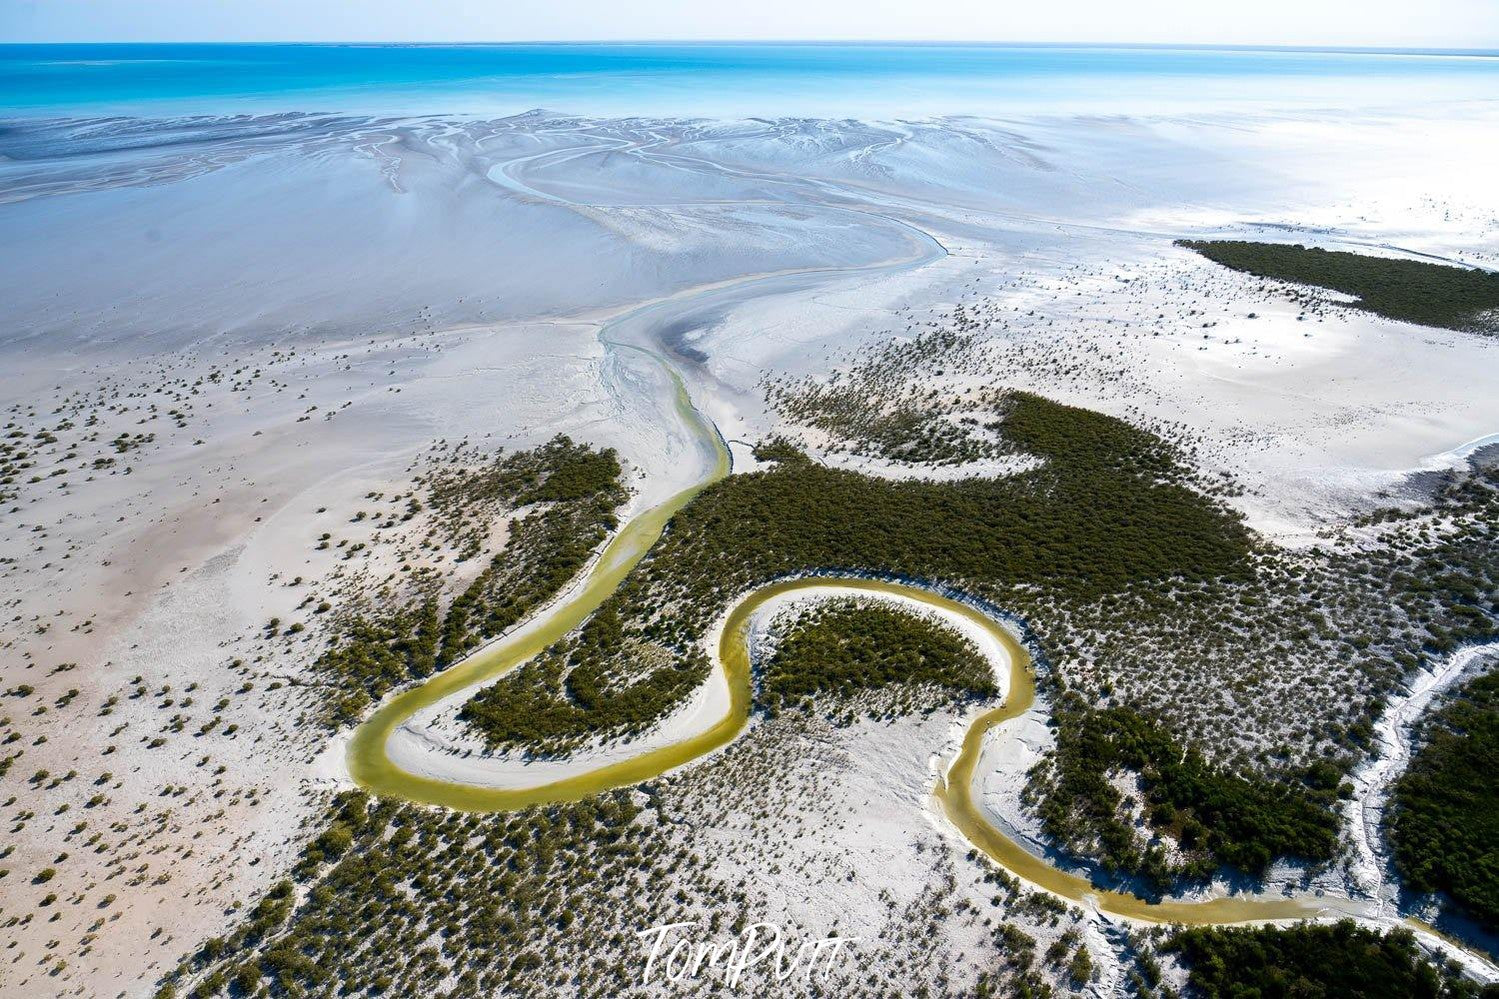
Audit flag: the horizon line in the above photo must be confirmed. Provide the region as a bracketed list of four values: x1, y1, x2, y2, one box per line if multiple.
[4, 40, 1499, 56]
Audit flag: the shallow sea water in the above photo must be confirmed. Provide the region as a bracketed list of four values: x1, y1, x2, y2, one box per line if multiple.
[3, 41, 1497, 119]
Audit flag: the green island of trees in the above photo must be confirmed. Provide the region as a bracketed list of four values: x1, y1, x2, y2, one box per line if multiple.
[1391, 664, 1499, 931]
[760, 599, 998, 717]
[1180, 240, 1499, 334]
[1167, 920, 1493, 999]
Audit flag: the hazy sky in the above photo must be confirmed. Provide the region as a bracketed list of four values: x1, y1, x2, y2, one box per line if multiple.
[3, 0, 1498, 48]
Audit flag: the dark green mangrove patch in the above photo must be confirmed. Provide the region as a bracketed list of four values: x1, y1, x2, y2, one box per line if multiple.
[460, 390, 1252, 755]
[760, 599, 998, 718]
[1391, 664, 1499, 931]
[1181, 240, 1499, 334]
[1028, 693, 1342, 890]
[1167, 920, 1491, 999]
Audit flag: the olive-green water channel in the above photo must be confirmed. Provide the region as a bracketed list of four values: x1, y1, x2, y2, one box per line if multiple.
[345, 364, 730, 810]
[346, 356, 1355, 928]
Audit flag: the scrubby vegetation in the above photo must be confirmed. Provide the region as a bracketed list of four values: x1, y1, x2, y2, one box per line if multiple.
[1391, 663, 1499, 931]
[458, 378, 1498, 887]
[1029, 693, 1342, 890]
[1364, 465, 1499, 656]
[1181, 240, 1499, 334]
[1167, 920, 1491, 998]
[437, 441, 627, 667]
[162, 789, 661, 999]
[764, 322, 1498, 891]
[760, 599, 997, 717]
[461, 390, 1252, 755]
[314, 604, 442, 726]
[169, 708, 1076, 999]
[421, 435, 625, 559]
[314, 437, 626, 725]
[155, 304, 1498, 996]
[1022, 459, 1496, 889]
[763, 319, 1015, 465]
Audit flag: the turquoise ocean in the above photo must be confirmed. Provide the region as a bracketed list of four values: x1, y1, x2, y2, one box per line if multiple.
[2, 42, 1497, 119]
